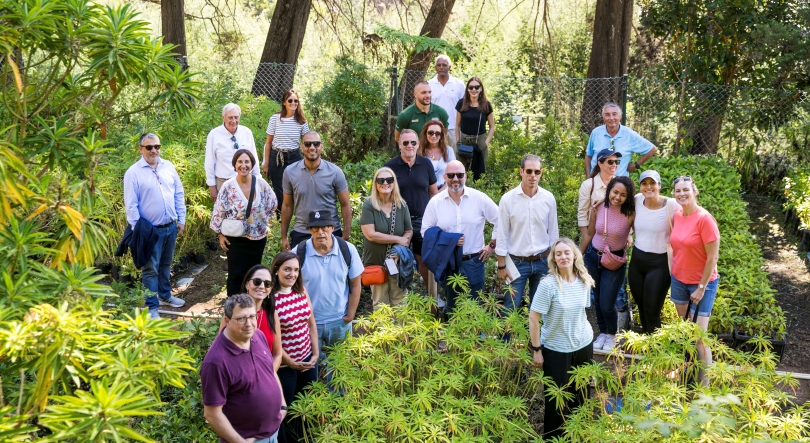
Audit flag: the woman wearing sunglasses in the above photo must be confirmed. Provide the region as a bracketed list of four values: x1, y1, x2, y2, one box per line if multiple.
[455, 77, 495, 180]
[263, 89, 310, 216]
[580, 176, 635, 352]
[418, 121, 456, 190]
[360, 167, 414, 309]
[670, 176, 720, 384]
[577, 148, 620, 242]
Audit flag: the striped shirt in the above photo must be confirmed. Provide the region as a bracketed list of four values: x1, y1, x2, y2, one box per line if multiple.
[265, 115, 310, 151]
[530, 276, 593, 353]
[275, 290, 312, 362]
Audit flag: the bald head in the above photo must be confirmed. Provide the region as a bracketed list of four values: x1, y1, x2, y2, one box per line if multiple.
[444, 160, 466, 194]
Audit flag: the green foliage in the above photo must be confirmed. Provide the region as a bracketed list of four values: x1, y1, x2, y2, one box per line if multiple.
[375, 24, 465, 63]
[783, 164, 810, 230]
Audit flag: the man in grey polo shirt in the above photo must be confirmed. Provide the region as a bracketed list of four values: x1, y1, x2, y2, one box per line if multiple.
[281, 131, 353, 251]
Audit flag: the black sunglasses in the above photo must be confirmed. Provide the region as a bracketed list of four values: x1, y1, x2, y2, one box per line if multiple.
[401, 140, 418, 146]
[468, 85, 481, 91]
[446, 172, 465, 179]
[375, 177, 395, 185]
[303, 141, 322, 148]
[230, 135, 239, 150]
[426, 130, 442, 137]
[140, 144, 161, 151]
[523, 168, 542, 175]
[602, 159, 620, 165]
[673, 175, 693, 184]
[287, 99, 299, 104]
[250, 278, 273, 288]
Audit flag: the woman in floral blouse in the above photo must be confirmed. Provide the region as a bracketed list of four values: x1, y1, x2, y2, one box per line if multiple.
[210, 149, 277, 295]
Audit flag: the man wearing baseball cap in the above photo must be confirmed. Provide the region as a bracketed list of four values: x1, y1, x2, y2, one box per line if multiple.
[584, 102, 658, 177]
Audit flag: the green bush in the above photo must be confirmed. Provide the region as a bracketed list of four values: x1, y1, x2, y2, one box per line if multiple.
[783, 164, 810, 231]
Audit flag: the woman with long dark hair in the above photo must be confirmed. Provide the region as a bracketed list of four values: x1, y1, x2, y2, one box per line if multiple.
[263, 89, 310, 216]
[455, 77, 495, 180]
[579, 176, 635, 352]
[418, 120, 456, 190]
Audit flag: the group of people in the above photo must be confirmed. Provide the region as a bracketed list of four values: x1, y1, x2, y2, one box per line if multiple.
[122, 52, 721, 440]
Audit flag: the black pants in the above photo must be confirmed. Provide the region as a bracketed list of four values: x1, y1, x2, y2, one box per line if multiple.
[268, 149, 302, 218]
[541, 343, 593, 439]
[289, 228, 343, 251]
[277, 354, 318, 443]
[627, 246, 670, 333]
[224, 235, 267, 296]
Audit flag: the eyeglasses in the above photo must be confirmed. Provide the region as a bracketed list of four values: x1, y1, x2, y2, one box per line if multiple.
[250, 278, 272, 288]
[303, 141, 322, 148]
[468, 85, 481, 91]
[310, 225, 333, 232]
[375, 177, 395, 185]
[287, 99, 299, 103]
[230, 314, 258, 325]
[523, 168, 542, 175]
[401, 140, 418, 146]
[602, 159, 620, 165]
[230, 135, 239, 150]
[446, 172, 465, 179]
[673, 175, 693, 184]
[427, 131, 442, 137]
[140, 144, 161, 151]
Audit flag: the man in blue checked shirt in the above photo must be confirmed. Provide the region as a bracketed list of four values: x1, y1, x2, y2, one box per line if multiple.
[584, 102, 658, 177]
[123, 133, 187, 319]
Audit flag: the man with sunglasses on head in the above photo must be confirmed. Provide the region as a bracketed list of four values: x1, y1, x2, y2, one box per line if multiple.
[584, 102, 658, 178]
[495, 155, 558, 328]
[205, 103, 260, 202]
[394, 81, 449, 143]
[281, 131, 352, 252]
[421, 160, 498, 314]
[123, 133, 187, 320]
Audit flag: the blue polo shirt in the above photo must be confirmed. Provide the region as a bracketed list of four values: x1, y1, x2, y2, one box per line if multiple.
[292, 236, 364, 324]
[586, 125, 655, 177]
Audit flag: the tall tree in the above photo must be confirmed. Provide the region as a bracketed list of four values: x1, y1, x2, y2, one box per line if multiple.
[579, 0, 633, 134]
[161, 0, 187, 65]
[251, 0, 312, 101]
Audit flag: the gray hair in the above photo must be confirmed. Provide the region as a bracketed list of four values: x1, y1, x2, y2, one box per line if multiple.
[435, 54, 451, 66]
[139, 132, 159, 145]
[521, 154, 542, 169]
[222, 102, 242, 117]
[224, 293, 254, 319]
[602, 102, 622, 115]
[400, 129, 418, 140]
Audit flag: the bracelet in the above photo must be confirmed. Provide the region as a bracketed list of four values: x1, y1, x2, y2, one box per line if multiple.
[497, 265, 507, 270]
[634, 161, 641, 170]
[280, 405, 288, 411]
[528, 341, 542, 352]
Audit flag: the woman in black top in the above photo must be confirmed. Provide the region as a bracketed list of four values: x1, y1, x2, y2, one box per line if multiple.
[455, 77, 495, 180]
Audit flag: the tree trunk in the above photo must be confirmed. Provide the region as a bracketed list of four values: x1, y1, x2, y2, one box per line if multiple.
[251, 0, 312, 101]
[579, 0, 633, 135]
[684, 85, 730, 155]
[161, 0, 187, 68]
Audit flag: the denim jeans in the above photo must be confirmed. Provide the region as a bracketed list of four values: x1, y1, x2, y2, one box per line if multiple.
[583, 244, 626, 335]
[503, 256, 549, 311]
[316, 318, 351, 385]
[670, 276, 720, 317]
[141, 222, 177, 310]
[442, 255, 485, 314]
[254, 430, 279, 443]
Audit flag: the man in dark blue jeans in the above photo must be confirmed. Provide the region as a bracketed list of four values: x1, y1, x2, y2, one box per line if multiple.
[123, 133, 187, 319]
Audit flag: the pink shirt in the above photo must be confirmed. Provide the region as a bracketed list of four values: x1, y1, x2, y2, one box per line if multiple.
[592, 205, 632, 252]
[670, 207, 720, 284]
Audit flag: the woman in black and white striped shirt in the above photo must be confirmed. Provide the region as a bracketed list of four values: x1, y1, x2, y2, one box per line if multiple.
[263, 89, 310, 217]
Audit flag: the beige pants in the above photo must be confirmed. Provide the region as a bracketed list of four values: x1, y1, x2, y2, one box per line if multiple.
[446, 131, 457, 151]
[215, 176, 229, 193]
[371, 278, 408, 311]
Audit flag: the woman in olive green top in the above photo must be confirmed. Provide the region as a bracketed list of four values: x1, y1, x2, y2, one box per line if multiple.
[360, 167, 413, 310]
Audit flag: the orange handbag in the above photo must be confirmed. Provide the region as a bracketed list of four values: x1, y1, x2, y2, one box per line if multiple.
[361, 265, 388, 285]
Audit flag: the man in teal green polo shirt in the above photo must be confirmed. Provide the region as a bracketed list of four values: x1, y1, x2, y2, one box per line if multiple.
[395, 81, 449, 142]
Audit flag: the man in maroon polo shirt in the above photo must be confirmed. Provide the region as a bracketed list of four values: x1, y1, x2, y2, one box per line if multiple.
[202, 293, 286, 443]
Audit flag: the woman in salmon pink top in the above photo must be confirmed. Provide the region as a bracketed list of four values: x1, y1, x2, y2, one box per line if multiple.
[669, 175, 720, 382]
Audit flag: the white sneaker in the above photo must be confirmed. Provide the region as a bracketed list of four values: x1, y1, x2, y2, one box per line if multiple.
[159, 295, 185, 308]
[602, 335, 616, 352]
[593, 333, 607, 350]
[148, 308, 161, 320]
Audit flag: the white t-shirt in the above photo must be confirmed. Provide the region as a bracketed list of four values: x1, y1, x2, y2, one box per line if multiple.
[633, 194, 681, 254]
[530, 276, 593, 353]
[265, 115, 310, 151]
[430, 146, 456, 189]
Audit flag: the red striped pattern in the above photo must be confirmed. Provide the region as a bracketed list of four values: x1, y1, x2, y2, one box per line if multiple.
[275, 290, 312, 362]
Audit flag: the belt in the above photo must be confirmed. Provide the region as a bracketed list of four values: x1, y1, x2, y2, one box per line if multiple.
[510, 248, 550, 261]
[155, 220, 175, 229]
[272, 148, 298, 167]
[462, 250, 483, 261]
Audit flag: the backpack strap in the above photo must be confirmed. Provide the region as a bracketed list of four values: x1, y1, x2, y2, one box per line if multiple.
[296, 239, 308, 269]
[296, 236, 352, 271]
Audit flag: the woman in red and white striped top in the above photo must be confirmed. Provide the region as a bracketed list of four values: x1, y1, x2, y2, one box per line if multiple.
[271, 251, 318, 443]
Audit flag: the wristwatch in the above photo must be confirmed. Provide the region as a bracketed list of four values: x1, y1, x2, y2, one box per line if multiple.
[497, 265, 507, 270]
[634, 161, 641, 170]
[281, 405, 288, 411]
[489, 242, 496, 249]
[698, 284, 705, 290]
[528, 341, 542, 352]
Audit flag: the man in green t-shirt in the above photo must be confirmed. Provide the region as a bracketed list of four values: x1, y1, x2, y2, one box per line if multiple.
[394, 81, 449, 142]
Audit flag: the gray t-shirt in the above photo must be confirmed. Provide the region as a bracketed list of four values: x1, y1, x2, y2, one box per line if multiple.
[282, 159, 349, 233]
[530, 276, 593, 353]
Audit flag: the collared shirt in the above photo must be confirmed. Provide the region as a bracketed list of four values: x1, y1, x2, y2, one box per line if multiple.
[421, 186, 499, 255]
[586, 124, 655, 177]
[395, 102, 449, 135]
[204, 124, 260, 186]
[428, 74, 466, 131]
[577, 175, 608, 227]
[291, 236, 363, 324]
[282, 159, 349, 233]
[123, 157, 186, 228]
[201, 331, 283, 442]
[384, 155, 437, 217]
[209, 176, 278, 240]
[495, 185, 559, 257]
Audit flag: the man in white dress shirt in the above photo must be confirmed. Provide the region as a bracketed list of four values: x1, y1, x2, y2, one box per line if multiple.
[421, 160, 498, 313]
[204, 103, 260, 201]
[427, 55, 465, 149]
[496, 155, 559, 320]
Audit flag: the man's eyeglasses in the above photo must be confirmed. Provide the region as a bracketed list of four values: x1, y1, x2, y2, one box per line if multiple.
[140, 144, 161, 151]
[230, 135, 239, 150]
[230, 314, 258, 325]
[401, 140, 418, 146]
[310, 225, 333, 232]
[303, 141, 322, 148]
[602, 159, 620, 165]
[287, 99, 299, 104]
[375, 177, 395, 185]
[446, 172, 465, 179]
[250, 278, 272, 288]
[673, 175, 693, 184]
[427, 131, 442, 137]
[523, 168, 542, 176]
[468, 85, 481, 91]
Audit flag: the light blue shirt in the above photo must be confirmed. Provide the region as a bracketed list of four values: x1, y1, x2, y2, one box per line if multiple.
[124, 157, 186, 228]
[292, 236, 363, 324]
[586, 125, 655, 177]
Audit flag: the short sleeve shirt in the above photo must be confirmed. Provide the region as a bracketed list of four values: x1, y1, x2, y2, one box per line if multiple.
[266, 115, 310, 151]
[530, 276, 593, 353]
[455, 100, 493, 135]
[395, 103, 449, 135]
[384, 155, 437, 217]
[586, 125, 655, 177]
[359, 199, 413, 265]
[282, 159, 349, 233]
[670, 207, 720, 284]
